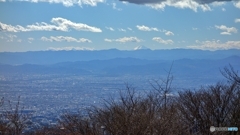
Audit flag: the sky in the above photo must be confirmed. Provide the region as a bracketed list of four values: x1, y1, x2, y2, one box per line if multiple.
[0, 0, 240, 52]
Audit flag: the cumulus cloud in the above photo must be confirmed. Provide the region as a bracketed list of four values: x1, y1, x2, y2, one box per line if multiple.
[41, 36, 92, 43]
[188, 40, 240, 50]
[0, 23, 27, 32]
[235, 18, 240, 23]
[136, 27, 174, 35]
[47, 46, 94, 51]
[119, 0, 233, 5]
[0, 17, 102, 32]
[116, 37, 141, 42]
[106, 27, 114, 31]
[152, 37, 174, 44]
[120, 0, 237, 11]
[165, 31, 174, 36]
[136, 25, 159, 31]
[6, 0, 105, 7]
[104, 37, 142, 43]
[234, 1, 240, 9]
[215, 25, 238, 35]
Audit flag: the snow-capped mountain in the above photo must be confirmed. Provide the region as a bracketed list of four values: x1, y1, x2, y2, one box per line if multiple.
[134, 45, 150, 50]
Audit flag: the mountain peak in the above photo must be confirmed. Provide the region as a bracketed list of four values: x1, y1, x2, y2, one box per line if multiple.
[134, 45, 150, 50]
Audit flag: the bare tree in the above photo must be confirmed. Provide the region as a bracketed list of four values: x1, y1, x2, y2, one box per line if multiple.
[178, 81, 240, 135]
[90, 81, 184, 135]
[57, 111, 100, 135]
[1, 96, 32, 135]
[90, 85, 153, 135]
[149, 62, 174, 110]
[0, 97, 9, 135]
[221, 64, 240, 85]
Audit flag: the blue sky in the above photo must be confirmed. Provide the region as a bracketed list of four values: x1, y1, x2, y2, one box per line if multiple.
[0, 0, 240, 52]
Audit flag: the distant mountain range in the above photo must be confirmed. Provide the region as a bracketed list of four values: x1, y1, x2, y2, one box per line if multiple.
[0, 55, 239, 78]
[0, 49, 240, 65]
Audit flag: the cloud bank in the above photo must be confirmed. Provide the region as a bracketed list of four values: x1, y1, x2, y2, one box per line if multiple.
[105, 37, 142, 43]
[0, 17, 102, 33]
[41, 36, 92, 43]
[188, 40, 240, 50]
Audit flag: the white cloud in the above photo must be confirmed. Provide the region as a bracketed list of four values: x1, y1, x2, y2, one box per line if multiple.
[0, 23, 27, 32]
[0, 0, 6, 2]
[41, 36, 92, 43]
[112, 2, 122, 10]
[118, 28, 126, 32]
[211, 1, 225, 7]
[220, 32, 231, 35]
[28, 37, 34, 43]
[1, 34, 20, 42]
[47, 46, 94, 51]
[188, 40, 240, 50]
[152, 37, 174, 44]
[136, 25, 159, 31]
[121, 1, 128, 4]
[0, 17, 102, 32]
[116, 37, 141, 42]
[28, 37, 34, 40]
[234, 1, 240, 9]
[127, 27, 132, 31]
[145, 0, 211, 12]
[215, 25, 238, 35]
[106, 27, 114, 31]
[13, 0, 105, 7]
[50, 17, 102, 32]
[41, 37, 51, 42]
[221, 8, 226, 11]
[235, 18, 240, 23]
[104, 38, 112, 42]
[105, 37, 142, 43]
[7, 34, 17, 42]
[165, 31, 174, 36]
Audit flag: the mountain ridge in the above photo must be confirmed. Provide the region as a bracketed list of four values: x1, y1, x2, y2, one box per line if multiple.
[0, 56, 239, 76]
[0, 49, 239, 65]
